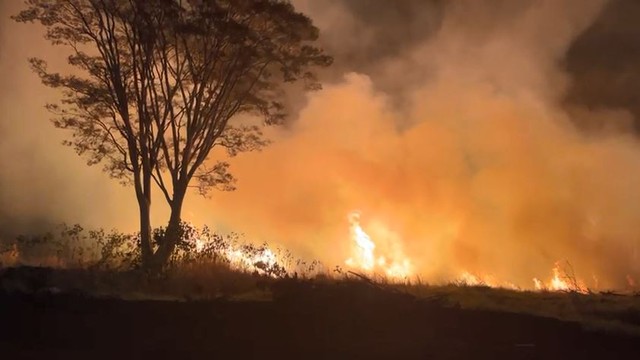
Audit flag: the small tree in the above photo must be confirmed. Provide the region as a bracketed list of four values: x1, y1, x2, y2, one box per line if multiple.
[14, 0, 331, 268]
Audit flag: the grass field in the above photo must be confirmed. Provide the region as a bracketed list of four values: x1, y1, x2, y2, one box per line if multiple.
[1, 265, 640, 359]
[2, 224, 640, 358]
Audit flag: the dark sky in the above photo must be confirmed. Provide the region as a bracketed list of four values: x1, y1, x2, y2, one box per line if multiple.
[564, 0, 640, 127]
[301, 0, 640, 130]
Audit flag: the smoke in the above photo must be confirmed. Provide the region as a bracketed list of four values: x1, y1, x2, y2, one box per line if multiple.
[0, 1, 138, 234]
[200, 0, 640, 288]
[2, 0, 640, 288]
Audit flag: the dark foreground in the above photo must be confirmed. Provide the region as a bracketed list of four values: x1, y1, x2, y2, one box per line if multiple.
[2, 284, 639, 360]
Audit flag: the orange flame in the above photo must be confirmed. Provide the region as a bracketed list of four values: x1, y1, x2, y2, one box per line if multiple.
[345, 211, 412, 279]
[193, 237, 282, 276]
[225, 248, 278, 273]
[533, 262, 588, 293]
[456, 271, 519, 289]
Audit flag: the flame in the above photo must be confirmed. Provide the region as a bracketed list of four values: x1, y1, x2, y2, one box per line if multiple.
[456, 271, 519, 289]
[549, 264, 571, 291]
[188, 213, 622, 292]
[342, 212, 598, 291]
[626, 274, 636, 289]
[533, 262, 588, 293]
[533, 278, 543, 290]
[193, 237, 282, 276]
[225, 247, 278, 273]
[345, 212, 376, 271]
[458, 271, 483, 286]
[345, 211, 412, 279]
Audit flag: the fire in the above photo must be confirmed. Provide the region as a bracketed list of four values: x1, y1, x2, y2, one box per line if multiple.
[456, 271, 519, 289]
[550, 264, 571, 291]
[345, 211, 412, 279]
[627, 274, 636, 289]
[458, 271, 484, 286]
[187, 214, 617, 292]
[533, 262, 588, 293]
[345, 212, 376, 271]
[342, 212, 598, 291]
[225, 247, 278, 273]
[193, 237, 283, 276]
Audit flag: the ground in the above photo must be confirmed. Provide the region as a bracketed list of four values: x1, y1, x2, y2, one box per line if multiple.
[2, 271, 640, 359]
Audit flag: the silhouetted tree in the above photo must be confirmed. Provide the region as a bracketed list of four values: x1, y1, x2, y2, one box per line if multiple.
[14, 0, 331, 268]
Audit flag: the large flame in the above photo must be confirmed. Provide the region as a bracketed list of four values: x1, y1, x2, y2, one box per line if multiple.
[191, 209, 630, 293]
[345, 211, 412, 279]
[342, 211, 603, 292]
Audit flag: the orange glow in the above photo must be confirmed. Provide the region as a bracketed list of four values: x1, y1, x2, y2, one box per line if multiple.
[187, 209, 635, 292]
[0, 244, 19, 267]
[225, 248, 278, 273]
[456, 271, 519, 289]
[626, 275, 636, 289]
[345, 211, 412, 279]
[193, 237, 283, 276]
[342, 211, 598, 291]
[533, 262, 588, 293]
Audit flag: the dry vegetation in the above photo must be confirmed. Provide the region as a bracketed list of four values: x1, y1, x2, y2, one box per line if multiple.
[1, 224, 640, 337]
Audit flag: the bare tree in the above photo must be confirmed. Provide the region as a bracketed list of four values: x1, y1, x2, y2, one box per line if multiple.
[14, 0, 331, 268]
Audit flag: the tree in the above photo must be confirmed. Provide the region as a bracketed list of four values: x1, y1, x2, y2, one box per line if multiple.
[14, 0, 331, 268]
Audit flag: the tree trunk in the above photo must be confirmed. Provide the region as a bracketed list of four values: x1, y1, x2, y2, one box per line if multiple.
[138, 196, 154, 268]
[133, 161, 154, 269]
[151, 186, 187, 268]
[138, 132, 156, 269]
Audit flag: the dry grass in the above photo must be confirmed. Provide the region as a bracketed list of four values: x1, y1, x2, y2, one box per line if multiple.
[2, 223, 640, 336]
[2, 263, 640, 336]
[387, 282, 640, 335]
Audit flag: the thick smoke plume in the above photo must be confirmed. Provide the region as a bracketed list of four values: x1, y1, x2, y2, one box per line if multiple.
[205, 0, 640, 288]
[2, 0, 640, 288]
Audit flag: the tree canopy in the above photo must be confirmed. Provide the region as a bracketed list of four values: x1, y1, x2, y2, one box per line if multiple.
[14, 0, 332, 267]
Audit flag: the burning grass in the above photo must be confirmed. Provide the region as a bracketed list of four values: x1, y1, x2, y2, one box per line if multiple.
[0, 222, 324, 300]
[1, 222, 640, 336]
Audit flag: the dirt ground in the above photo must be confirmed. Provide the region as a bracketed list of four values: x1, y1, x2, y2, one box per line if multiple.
[2, 282, 639, 360]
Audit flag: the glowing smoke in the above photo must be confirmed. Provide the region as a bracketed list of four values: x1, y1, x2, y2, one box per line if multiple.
[206, 0, 640, 288]
[2, 0, 640, 289]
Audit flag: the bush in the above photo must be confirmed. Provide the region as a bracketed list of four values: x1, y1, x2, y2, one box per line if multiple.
[0, 222, 321, 277]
